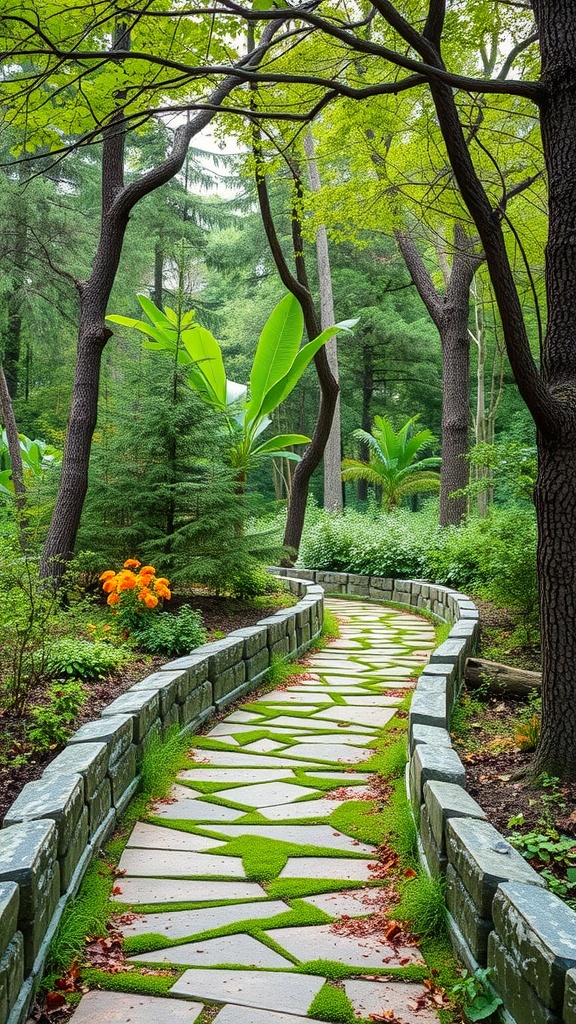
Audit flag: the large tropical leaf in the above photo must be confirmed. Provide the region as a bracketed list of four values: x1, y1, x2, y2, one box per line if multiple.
[180, 326, 227, 407]
[246, 294, 304, 422]
[137, 294, 179, 333]
[107, 315, 177, 347]
[254, 320, 357, 422]
[253, 433, 311, 456]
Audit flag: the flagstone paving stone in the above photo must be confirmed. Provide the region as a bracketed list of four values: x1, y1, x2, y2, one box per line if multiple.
[126, 823, 225, 851]
[119, 900, 290, 939]
[152, 799, 246, 822]
[130, 933, 292, 968]
[344, 979, 440, 1022]
[289, 732, 376, 747]
[258, 715, 376, 733]
[117, 849, 246, 877]
[278, 742, 375, 763]
[68, 991, 204, 1024]
[266, 924, 423, 967]
[69, 597, 441, 1024]
[110, 878, 268, 904]
[212, 1006, 329, 1024]
[259, 689, 335, 703]
[171, 969, 325, 1013]
[301, 889, 380, 916]
[243, 739, 287, 752]
[259, 798, 347, 820]
[178, 769, 292, 783]
[209, 825, 376, 853]
[314, 706, 397, 728]
[279, 857, 375, 881]
[188, 751, 312, 768]
[210, 781, 320, 807]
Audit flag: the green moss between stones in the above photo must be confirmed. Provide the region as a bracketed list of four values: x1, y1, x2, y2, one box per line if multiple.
[81, 968, 180, 995]
[209, 835, 372, 882]
[122, 900, 331, 957]
[307, 981, 356, 1023]
[328, 800, 386, 846]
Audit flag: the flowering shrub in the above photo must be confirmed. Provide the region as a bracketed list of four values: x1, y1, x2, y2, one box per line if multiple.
[100, 559, 171, 629]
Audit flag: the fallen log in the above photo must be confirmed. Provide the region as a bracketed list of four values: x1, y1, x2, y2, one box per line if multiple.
[464, 657, 541, 696]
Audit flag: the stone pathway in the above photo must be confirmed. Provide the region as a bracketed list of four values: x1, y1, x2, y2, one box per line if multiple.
[72, 600, 442, 1024]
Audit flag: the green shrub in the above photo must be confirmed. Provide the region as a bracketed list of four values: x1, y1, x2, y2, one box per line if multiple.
[27, 680, 87, 750]
[46, 637, 129, 682]
[299, 503, 438, 579]
[425, 505, 537, 618]
[134, 605, 206, 656]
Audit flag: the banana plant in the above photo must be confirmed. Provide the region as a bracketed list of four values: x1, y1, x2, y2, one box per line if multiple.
[107, 293, 357, 480]
[0, 431, 61, 496]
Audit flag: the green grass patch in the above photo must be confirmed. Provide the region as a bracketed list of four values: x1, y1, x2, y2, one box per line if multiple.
[362, 735, 407, 778]
[379, 777, 418, 862]
[266, 877, 371, 899]
[329, 799, 385, 846]
[321, 607, 341, 641]
[81, 967, 179, 995]
[395, 872, 447, 939]
[307, 981, 357, 1022]
[298, 959, 429, 981]
[139, 726, 192, 800]
[44, 859, 114, 978]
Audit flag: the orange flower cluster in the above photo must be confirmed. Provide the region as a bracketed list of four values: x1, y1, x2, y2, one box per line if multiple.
[99, 559, 171, 611]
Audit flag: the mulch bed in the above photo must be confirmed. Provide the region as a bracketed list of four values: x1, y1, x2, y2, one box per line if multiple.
[456, 694, 576, 837]
[0, 595, 290, 824]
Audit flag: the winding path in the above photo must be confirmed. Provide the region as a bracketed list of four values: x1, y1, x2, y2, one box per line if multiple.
[69, 599, 442, 1024]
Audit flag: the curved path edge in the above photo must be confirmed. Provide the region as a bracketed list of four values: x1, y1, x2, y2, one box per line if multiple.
[1, 571, 575, 1023]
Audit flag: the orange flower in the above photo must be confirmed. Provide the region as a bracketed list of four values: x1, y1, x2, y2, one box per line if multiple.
[143, 593, 158, 609]
[123, 558, 141, 569]
[107, 592, 120, 606]
[102, 578, 118, 593]
[137, 587, 152, 603]
[99, 570, 115, 581]
[140, 566, 156, 576]
[117, 571, 137, 591]
[155, 577, 170, 586]
[154, 584, 171, 600]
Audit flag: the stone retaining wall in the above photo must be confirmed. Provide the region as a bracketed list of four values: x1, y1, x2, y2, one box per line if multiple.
[0, 576, 323, 1024]
[277, 569, 576, 1024]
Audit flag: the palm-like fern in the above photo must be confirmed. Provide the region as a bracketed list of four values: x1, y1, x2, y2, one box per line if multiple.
[341, 415, 441, 511]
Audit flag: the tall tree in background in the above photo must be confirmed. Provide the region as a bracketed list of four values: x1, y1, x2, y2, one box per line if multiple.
[396, 226, 483, 525]
[303, 129, 342, 512]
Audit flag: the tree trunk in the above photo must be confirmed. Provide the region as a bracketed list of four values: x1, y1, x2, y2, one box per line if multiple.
[439, 308, 471, 525]
[396, 227, 483, 526]
[303, 130, 342, 513]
